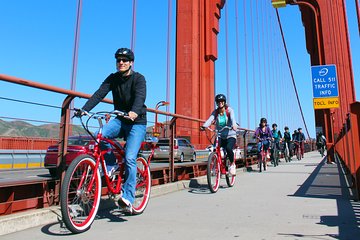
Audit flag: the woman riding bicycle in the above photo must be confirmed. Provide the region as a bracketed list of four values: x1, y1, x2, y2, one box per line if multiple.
[201, 94, 238, 176]
[74, 48, 146, 213]
[255, 118, 272, 163]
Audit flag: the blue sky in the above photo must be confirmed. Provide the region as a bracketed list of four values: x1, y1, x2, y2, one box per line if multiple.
[0, 0, 359, 138]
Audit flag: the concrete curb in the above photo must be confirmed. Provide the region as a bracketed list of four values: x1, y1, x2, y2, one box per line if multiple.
[0, 166, 247, 236]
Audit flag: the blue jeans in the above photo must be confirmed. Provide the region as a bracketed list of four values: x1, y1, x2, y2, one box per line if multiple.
[257, 140, 270, 154]
[101, 118, 146, 204]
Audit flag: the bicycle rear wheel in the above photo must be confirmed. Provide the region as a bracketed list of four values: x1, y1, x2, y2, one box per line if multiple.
[132, 156, 151, 214]
[207, 152, 220, 193]
[225, 160, 235, 187]
[60, 154, 101, 234]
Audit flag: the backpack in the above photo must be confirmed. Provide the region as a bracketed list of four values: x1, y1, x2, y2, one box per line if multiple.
[213, 106, 230, 123]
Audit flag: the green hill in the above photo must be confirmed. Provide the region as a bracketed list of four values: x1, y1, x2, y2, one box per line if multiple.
[0, 119, 86, 138]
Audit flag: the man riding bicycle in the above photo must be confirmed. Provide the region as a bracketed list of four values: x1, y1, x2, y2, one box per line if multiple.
[255, 118, 272, 163]
[283, 126, 292, 160]
[316, 131, 326, 153]
[294, 127, 306, 158]
[200, 94, 238, 176]
[74, 48, 147, 213]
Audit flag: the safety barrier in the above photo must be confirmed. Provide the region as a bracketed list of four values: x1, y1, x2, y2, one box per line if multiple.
[0, 73, 311, 216]
[0, 137, 58, 150]
[334, 101, 360, 200]
[0, 150, 47, 169]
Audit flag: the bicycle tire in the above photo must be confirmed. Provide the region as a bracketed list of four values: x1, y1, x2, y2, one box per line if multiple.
[263, 152, 267, 171]
[132, 157, 151, 214]
[60, 154, 101, 234]
[274, 145, 279, 166]
[225, 159, 236, 187]
[258, 155, 262, 172]
[284, 145, 289, 162]
[207, 152, 220, 193]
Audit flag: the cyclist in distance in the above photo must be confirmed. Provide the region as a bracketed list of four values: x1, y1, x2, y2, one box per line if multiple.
[270, 123, 282, 163]
[201, 94, 238, 175]
[255, 118, 273, 162]
[74, 48, 147, 213]
[295, 127, 306, 158]
[316, 131, 326, 152]
[292, 129, 298, 156]
[283, 126, 292, 159]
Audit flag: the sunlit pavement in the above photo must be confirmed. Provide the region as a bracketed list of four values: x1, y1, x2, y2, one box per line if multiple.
[1, 151, 359, 240]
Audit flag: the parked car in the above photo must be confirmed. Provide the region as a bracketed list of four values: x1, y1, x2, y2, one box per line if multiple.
[44, 135, 123, 178]
[206, 145, 243, 160]
[246, 142, 258, 157]
[153, 138, 196, 162]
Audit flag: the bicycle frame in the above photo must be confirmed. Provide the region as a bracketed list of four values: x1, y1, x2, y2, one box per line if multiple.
[207, 127, 232, 173]
[203, 126, 236, 193]
[213, 135, 227, 173]
[294, 141, 301, 160]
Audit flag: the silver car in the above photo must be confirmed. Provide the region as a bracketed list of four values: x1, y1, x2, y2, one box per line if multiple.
[153, 138, 196, 162]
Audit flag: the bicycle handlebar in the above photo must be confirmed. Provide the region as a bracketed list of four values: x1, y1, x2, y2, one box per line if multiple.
[203, 126, 233, 133]
[73, 108, 130, 142]
[257, 136, 272, 141]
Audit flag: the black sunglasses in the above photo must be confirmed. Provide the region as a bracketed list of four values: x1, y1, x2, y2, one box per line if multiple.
[116, 58, 130, 63]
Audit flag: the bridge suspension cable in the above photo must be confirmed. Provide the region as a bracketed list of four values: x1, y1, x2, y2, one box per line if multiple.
[243, 0, 250, 129]
[235, 0, 241, 126]
[275, 9, 311, 139]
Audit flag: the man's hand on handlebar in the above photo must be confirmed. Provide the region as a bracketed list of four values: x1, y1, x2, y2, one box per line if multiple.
[124, 111, 138, 121]
[73, 108, 88, 118]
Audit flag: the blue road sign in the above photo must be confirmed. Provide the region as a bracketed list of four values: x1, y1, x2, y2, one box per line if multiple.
[311, 64, 339, 98]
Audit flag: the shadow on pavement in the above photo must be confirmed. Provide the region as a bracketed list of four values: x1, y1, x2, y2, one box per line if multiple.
[289, 155, 360, 239]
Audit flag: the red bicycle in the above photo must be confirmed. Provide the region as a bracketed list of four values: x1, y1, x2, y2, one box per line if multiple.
[294, 140, 302, 160]
[60, 110, 153, 233]
[202, 126, 236, 193]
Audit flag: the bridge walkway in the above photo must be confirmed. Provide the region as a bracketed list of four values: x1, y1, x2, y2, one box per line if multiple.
[1, 151, 359, 239]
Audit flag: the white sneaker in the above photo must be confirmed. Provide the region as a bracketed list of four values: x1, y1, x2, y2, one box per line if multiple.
[229, 163, 236, 175]
[99, 163, 118, 177]
[106, 164, 118, 177]
[117, 196, 133, 214]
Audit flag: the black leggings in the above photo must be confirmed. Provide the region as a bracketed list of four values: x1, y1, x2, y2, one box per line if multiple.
[219, 137, 236, 163]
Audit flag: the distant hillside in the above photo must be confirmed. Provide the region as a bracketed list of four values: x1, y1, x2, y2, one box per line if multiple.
[0, 119, 86, 138]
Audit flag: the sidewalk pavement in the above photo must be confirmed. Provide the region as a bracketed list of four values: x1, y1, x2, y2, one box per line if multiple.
[1, 151, 359, 239]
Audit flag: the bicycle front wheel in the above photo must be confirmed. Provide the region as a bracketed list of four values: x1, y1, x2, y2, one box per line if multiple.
[60, 154, 101, 234]
[207, 152, 220, 193]
[274, 148, 279, 166]
[297, 149, 301, 160]
[284, 146, 289, 162]
[132, 156, 151, 214]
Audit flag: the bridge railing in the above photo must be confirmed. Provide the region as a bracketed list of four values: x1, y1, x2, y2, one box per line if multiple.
[334, 101, 360, 200]
[0, 73, 260, 216]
